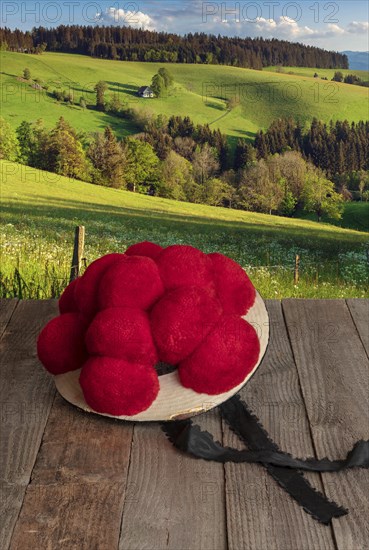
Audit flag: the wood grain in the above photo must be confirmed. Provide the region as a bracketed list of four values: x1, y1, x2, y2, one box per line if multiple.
[0, 299, 19, 340]
[346, 299, 369, 357]
[10, 388, 134, 549]
[283, 299, 369, 550]
[30, 394, 134, 484]
[223, 300, 335, 550]
[3, 299, 369, 550]
[118, 411, 227, 550]
[0, 300, 58, 550]
[10, 482, 125, 550]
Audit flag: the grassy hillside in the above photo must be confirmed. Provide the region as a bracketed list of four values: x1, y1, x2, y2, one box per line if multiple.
[265, 65, 369, 81]
[297, 202, 369, 233]
[1, 161, 368, 299]
[1, 52, 368, 146]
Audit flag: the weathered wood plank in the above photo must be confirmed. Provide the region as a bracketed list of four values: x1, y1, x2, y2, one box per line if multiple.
[346, 299, 369, 357]
[223, 300, 335, 550]
[119, 412, 226, 550]
[0, 299, 19, 340]
[283, 299, 369, 550]
[30, 394, 134, 484]
[10, 395, 133, 550]
[10, 483, 125, 550]
[0, 300, 58, 550]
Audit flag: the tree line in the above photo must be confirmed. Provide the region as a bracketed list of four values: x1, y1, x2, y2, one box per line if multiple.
[0, 25, 348, 70]
[4, 114, 366, 222]
[251, 118, 369, 180]
[332, 71, 369, 87]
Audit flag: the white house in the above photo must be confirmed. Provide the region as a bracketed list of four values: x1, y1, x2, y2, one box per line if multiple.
[138, 86, 154, 98]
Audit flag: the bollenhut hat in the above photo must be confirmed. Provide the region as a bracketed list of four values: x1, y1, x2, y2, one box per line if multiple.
[37, 241, 369, 524]
[37, 242, 269, 422]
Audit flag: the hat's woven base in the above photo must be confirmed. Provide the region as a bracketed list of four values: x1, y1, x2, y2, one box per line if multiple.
[54, 292, 269, 422]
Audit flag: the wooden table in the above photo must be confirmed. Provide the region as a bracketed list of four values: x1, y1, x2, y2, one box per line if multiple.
[1, 299, 368, 550]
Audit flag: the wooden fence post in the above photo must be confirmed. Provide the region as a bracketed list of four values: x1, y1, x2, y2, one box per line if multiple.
[294, 254, 300, 285]
[70, 226, 85, 283]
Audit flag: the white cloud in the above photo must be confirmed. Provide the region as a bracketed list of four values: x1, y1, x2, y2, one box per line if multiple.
[203, 15, 368, 47]
[252, 16, 318, 38]
[96, 7, 155, 31]
[93, 8, 368, 51]
[347, 21, 369, 34]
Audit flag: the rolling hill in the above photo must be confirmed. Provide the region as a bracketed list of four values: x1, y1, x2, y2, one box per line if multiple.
[264, 65, 369, 81]
[1, 161, 368, 300]
[1, 51, 369, 147]
[342, 51, 369, 71]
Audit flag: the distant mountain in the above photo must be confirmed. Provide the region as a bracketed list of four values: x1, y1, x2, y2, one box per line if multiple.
[342, 51, 369, 71]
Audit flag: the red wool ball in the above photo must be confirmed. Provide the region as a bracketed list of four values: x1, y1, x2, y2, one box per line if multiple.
[98, 256, 164, 311]
[86, 307, 158, 366]
[179, 315, 260, 395]
[125, 241, 163, 260]
[75, 254, 124, 318]
[157, 245, 216, 294]
[209, 253, 256, 316]
[59, 278, 80, 314]
[37, 313, 88, 375]
[150, 286, 222, 365]
[79, 356, 159, 416]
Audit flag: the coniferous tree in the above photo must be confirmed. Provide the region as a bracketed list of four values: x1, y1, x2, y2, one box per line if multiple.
[47, 117, 89, 180]
[0, 26, 348, 70]
[234, 139, 255, 170]
[332, 71, 343, 82]
[88, 127, 125, 188]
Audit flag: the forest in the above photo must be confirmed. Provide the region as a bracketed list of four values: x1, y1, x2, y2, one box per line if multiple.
[0, 25, 348, 70]
[252, 118, 369, 178]
[2, 108, 368, 222]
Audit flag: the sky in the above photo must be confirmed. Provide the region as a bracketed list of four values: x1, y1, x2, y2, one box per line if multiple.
[1, 1, 368, 52]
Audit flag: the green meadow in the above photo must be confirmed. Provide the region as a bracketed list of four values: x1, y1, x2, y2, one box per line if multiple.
[1, 51, 368, 147]
[297, 202, 369, 233]
[1, 161, 368, 300]
[264, 65, 369, 81]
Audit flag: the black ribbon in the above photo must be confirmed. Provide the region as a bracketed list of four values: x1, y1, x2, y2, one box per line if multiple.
[162, 395, 369, 525]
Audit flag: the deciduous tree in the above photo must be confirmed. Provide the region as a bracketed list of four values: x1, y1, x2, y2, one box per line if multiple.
[151, 73, 165, 98]
[94, 81, 108, 111]
[0, 117, 19, 161]
[124, 139, 160, 193]
[302, 166, 343, 222]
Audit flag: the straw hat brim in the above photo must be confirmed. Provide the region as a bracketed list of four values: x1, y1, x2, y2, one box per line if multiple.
[54, 292, 269, 422]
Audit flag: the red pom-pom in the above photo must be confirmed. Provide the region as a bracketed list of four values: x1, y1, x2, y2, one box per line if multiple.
[150, 286, 222, 365]
[125, 241, 163, 260]
[209, 253, 256, 315]
[37, 313, 88, 375]
[86, 307, 158, 366]
[157, 245, 215, 294]
[59, 278, 80, 314]
[99, 256, 164, 311]
[79, 356, 159, 416]
[179, 315, 260, 394]
[75, 254, 124, 318]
